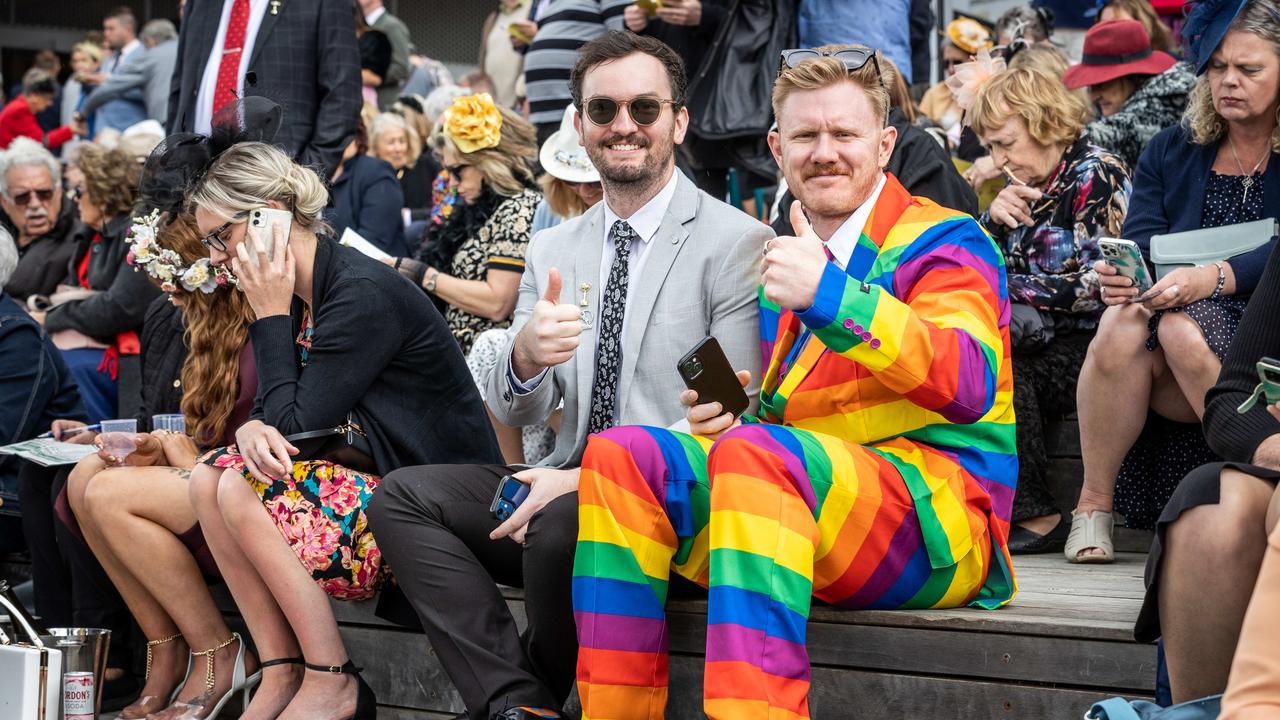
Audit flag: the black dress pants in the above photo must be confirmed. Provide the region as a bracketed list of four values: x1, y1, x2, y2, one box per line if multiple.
[367, 463, 579, 720]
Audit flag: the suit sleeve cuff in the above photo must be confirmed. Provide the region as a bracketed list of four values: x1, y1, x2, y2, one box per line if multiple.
[507, 354, 548, 395]
[795, 261, 883, 353]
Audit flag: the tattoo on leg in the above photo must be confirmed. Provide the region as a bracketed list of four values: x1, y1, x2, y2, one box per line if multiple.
[163, 467, 192, 480]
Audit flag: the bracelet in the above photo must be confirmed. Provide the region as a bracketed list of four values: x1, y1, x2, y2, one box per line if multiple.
[1210, 261, 1226, 300]
[425, 269, 440, 293]
[410, 263, 428, 288]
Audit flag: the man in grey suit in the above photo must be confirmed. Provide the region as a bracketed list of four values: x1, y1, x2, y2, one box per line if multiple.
[367, 32, 772, 720]
[358, 0, 410, 109]
[77, 20, 178, 124]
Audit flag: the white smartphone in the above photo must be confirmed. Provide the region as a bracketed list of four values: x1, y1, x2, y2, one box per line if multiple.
[248, 207, 293, 261]
[1097, 237, 1154, 299]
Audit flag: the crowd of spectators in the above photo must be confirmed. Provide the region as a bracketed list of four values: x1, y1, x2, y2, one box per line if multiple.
[4, 0, 1280, 718]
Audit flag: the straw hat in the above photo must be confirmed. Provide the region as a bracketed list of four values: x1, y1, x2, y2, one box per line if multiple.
[948, 17, 994, 55]
[538, 105, 599, 185]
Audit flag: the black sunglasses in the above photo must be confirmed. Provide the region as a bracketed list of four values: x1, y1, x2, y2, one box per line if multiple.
[11, 187, 55, 206]
[200, 216, 243, 252]
[583, 96, 677, 127]
[778, 47, 883, 82]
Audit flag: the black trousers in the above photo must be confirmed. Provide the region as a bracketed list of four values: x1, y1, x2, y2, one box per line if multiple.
[17, 462, 136, 667]
[367, 464, 578, 720]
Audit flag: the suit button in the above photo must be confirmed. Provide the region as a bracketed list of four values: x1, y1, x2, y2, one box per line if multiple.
[503, 391, 512, 401]
[861, 332, 873, 342]
[173, 379, 181, 388]
[842, 319, 854, 329]
[852, 324, 864, 335]
[870, 338, 881, 349]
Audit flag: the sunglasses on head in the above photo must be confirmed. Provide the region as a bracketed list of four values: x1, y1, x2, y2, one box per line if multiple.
[11, 188, 54, 206]
[583, 96, 677, 127]
[778, 47, 883, 81]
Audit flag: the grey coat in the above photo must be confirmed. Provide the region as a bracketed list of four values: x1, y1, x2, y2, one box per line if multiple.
[79, 39, 178, 123]
[371, 10, 411, 109]
[486, 170, 773, 469]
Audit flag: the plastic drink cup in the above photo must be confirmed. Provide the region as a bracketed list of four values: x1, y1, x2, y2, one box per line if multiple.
[100, 418, 138, 465]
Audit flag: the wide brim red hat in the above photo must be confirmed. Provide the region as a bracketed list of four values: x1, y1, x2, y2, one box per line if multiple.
[1063, 19, 1178, 89]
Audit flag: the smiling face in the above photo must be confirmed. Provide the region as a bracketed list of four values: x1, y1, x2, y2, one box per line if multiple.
[573, 52, 687, 191]
[768, 80, 896, 231]
[71, 49, 99, 75]
[1208, 30, 1280, 128]
[376, 126, 410, 169]
[978, 114, 1064, 187]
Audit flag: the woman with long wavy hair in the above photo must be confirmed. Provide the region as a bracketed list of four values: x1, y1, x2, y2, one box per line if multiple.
[63, 210, 262, 720]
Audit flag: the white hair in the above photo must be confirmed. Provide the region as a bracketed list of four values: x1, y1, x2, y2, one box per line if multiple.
[0, 137, 61, 198]
[0, 226, 18, 288]
[423, 85, 469, 124]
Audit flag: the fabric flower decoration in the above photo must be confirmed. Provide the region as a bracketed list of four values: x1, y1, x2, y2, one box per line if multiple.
[180, 258, 220, 293]
[947, 48, 1007, 118]
[443, 93, 504, 154]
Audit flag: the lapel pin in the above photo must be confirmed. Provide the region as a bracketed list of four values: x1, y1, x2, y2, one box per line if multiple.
[270, 0, 281, 15]
[578, 283, 593, 328]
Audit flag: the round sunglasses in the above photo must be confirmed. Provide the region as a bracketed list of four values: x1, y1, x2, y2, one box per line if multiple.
[583, 96, 677, 127]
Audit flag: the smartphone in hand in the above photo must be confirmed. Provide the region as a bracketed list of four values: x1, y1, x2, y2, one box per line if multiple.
[490, 475, 530, 521]
[248, 207, 293, 262]
[1098, 238, 1154, 299]
[677, 337, 749, 419]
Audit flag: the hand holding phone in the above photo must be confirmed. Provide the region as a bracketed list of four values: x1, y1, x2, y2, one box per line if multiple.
[490, 474, 530, 521]
[1097, 238, 1154, 299]
[249, 207, 293, 262]
[678, 337, 750, 436]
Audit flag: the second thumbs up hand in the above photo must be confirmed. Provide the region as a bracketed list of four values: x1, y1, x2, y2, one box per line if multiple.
[762, 200, 831, 311]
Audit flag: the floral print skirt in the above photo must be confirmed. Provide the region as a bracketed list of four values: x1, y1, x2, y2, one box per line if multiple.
[200, 446, 385, 601]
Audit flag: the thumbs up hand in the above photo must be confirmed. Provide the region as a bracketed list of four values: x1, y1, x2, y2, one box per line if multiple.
[761, 201, 830, 311]
[512, 267, 584, 381]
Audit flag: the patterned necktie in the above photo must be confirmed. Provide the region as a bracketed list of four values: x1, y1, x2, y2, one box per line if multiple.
[586, 220, 636, 435]
[213, 0, 251, 117]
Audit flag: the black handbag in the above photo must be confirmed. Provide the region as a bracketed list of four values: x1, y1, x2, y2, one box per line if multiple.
[284, 413, 378, 475]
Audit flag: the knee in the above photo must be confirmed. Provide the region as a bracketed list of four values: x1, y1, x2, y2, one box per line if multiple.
[213, 469, 258, 526]
[1157, 313, 1210, 368]
[1169, 468, 1271, 561]
[524, 492, 578, 560]
[1085, 307, 1148, 374]
[367, 467, 448, 530]
[66, 457, 105, 518]
[80, 467, 136, 522]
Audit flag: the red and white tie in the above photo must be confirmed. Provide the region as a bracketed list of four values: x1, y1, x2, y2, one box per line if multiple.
[212, 0, 251, 117]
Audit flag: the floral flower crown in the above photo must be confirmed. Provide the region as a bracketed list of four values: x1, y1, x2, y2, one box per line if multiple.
[443, 93, 504, 154]
[126, 209, 237, 294]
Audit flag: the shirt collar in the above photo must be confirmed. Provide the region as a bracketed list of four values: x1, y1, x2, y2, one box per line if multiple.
[365, 7, 387, 24]
[822, 173, 886, 270]
[602, 168, 680, 245]
[120, 39, 142, 57]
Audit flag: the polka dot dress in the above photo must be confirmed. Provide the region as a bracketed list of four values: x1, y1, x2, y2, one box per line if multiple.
[1116, 170, 1267, 529]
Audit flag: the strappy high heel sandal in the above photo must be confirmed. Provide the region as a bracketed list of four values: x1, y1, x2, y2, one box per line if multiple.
[113, 633, 185, 719]
[303, 659, 376, 720]
[157, 632, 262, 719]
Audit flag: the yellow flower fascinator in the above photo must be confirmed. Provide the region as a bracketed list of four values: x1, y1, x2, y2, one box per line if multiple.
[444, 93, 504, 154]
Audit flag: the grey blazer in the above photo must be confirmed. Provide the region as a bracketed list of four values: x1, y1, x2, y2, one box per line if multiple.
[79, 39, 178, 123]
[371, 11, 411, 109]
[486, 171, 773, 469]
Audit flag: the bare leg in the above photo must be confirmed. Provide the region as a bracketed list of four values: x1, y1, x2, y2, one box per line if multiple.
[488, 407, 526, 465]
[69, 461, 190, 717]
[1156, 312, 1223, 420]
[188, 464, 301, 720]
[213, 468, 358, 720]
[1160, 469, 1274, 702]
[1221, 487, 1280, 719]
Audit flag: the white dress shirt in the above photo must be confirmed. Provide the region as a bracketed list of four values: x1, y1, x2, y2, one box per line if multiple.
[821, 173, 886, 270]
[511, 168, 681, 393]
[364, 6, 387, 25]
[109, 39, 142, 73]
[194, 0, 270, 135]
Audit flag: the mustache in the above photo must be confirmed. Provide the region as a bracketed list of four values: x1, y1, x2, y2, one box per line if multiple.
[596, 133, 650, 149]
[803, 163, 851, 180]
[25, 208, 49, 220]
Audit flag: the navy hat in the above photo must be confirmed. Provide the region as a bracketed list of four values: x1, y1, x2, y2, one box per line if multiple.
[1182, 0, 1250, 75]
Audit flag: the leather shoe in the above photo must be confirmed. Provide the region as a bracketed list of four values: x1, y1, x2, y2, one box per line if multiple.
[1008, 515, 1069, 555]
[495, 707, 563, 719]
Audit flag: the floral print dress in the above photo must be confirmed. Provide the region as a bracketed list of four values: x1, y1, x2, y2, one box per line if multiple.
[200, 310, 385, 601]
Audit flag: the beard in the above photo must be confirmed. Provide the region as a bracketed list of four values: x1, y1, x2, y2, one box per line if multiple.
[585, 130, 673, 188]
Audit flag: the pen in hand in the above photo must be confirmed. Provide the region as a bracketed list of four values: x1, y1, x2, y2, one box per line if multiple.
[39, 423, 102, 440]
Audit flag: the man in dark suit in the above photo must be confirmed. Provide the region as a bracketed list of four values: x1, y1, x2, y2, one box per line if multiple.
[167, 0, 361, 178]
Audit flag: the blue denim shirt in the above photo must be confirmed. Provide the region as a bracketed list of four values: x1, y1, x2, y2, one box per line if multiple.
[797, 0, 912, 79]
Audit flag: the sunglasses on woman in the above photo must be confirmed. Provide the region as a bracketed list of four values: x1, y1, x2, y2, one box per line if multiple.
[778, 47, 883, 82]
[583, 96, 677, 127]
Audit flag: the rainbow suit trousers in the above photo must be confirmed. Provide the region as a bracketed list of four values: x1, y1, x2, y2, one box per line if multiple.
[573, 177, 1018, 719]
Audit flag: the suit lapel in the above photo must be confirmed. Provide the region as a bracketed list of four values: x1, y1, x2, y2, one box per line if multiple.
[248, 0, 286, 69]
[615, 172, 697, 417]
[572, 206, 605, 436]
[182, 0, 223, 128]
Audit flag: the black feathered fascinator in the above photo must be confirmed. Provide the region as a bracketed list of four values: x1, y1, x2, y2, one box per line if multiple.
[139, 97, 283, 220]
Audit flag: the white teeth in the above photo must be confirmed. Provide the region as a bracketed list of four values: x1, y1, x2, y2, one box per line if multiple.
[609, 144, 640, 151]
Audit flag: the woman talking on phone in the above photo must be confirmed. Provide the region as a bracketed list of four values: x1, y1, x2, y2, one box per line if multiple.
[1070, 0, 1280, 567]
[965, 64, 1132, 555]
[186, 141, 500, 720]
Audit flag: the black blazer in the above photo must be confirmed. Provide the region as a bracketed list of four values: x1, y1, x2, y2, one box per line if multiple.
[246, 237, 502, 475]
[167, 0, 362, 179]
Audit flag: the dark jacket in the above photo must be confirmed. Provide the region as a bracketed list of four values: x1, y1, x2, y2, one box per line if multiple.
[0, 293, 86, 511]
[248, 237, 502, 475]
[43, 213, 162, 342]
[399, 152, 439, 222]
[772, 107, 979, 236]
[638, 0, 729, 82]
[168, 0, 361, 179]
[3, 202, 79, 301]
[137, 296, 187, 428]
[1123, 125, 1280, 295]
[358, 29, 392, 80]
[328, 154, 409, 257]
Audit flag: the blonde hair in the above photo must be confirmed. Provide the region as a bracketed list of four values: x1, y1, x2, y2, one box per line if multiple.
[1009, 43, 1070, 77]
[1183, 0, 1280, 151]
[970, 66, 1090, 147]
[879, 56, 918, 124]
[188, 142, 332, 235]
[72, 42, 103, 66]
[1102, 0, 1174, 53]
[431, 104, 537, 197]
[772, 45, 890, 128]
[369, 112, 422, 168]
[540, 174, 589, 218]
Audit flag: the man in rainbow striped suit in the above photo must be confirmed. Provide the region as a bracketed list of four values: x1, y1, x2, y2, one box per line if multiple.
[572, 44, 1018, 719]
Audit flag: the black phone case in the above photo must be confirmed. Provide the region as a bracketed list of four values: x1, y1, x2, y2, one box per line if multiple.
[677, 337, 749, 419]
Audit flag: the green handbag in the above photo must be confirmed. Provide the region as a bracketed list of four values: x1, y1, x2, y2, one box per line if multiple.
[1149, 218, 1277, 281]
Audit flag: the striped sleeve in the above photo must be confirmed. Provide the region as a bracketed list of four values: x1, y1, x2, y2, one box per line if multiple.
[483, 191, 540, 273]
[795, 217, 1008, 425]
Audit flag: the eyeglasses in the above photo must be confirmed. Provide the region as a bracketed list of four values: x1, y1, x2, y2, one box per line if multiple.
[200, 216, 243, 252]
[10, 188, 55, 206]
[445, 163, 470, 177]
[778, 47, 883, 82]
[583, 96, 677, 127]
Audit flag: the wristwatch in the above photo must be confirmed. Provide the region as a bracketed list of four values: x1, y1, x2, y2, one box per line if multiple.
[425, 269, 440, 293]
